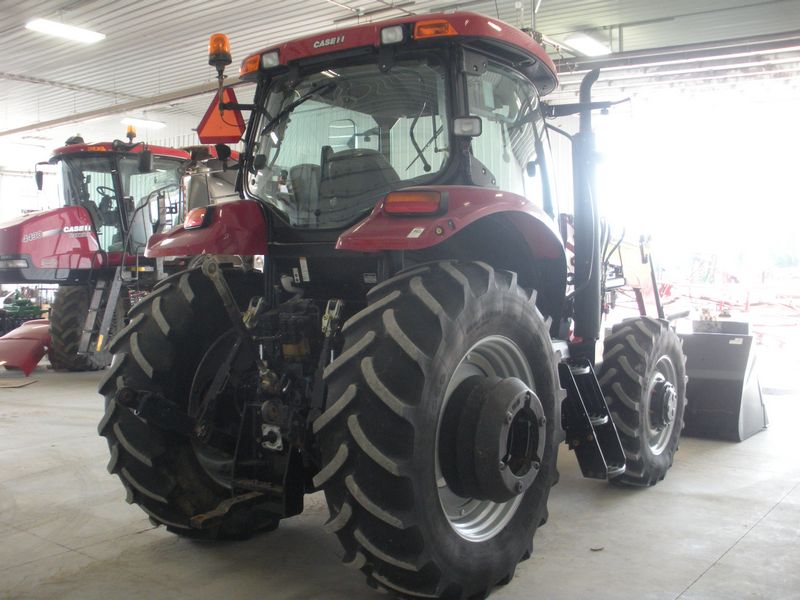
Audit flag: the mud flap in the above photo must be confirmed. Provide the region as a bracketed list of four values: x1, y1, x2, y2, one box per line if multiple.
[680, 321, 768, 442]
[0, 319, 50, 376]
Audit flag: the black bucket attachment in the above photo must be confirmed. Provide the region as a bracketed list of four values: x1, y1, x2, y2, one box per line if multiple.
[679, 321, 768, 442]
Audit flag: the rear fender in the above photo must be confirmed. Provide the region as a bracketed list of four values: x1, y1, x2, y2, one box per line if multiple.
[337, 186, 567, 320]
[146, 200, 268, 258]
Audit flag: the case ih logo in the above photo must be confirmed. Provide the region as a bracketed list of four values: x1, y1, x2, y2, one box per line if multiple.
[313, 35, 345, 49]
[63, 225, 92, 233]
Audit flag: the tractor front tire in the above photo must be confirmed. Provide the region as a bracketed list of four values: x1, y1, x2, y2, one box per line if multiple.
[317, 261, 561, 599]
[598, 317, 687, 486]
[49, 285, 125, 371]
[98, 268, 276, 539]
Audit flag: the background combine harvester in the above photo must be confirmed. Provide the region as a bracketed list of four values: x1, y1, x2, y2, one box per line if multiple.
[97, 12, 765, 600]
[0, 132, 189, 371]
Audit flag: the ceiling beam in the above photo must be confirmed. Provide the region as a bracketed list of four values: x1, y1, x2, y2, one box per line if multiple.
[0, 78, 250, 138]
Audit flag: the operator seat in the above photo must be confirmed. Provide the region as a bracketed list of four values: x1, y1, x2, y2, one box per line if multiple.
[290, 163, 321, 223]
[319, 148, 399, 203]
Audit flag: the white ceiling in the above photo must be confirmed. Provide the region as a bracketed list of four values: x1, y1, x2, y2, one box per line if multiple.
[1, 0, 799, 160]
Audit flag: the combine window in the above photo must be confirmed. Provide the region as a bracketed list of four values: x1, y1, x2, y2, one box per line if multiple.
[58, 155, 122, 253]
[57, 155, 183, 254]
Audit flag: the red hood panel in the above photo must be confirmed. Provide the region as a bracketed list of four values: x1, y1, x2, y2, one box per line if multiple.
[0, 206, 100, 269]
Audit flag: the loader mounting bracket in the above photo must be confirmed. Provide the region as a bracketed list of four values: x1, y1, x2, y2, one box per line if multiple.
[559, 360, 626, 480]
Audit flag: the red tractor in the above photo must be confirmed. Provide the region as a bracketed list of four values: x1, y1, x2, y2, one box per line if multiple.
[0, 134, 189, 370]
[99, 13, 690, 598]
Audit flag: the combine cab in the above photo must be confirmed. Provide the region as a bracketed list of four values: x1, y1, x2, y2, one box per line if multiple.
[96, 12, 756, 599]
[0, 133, 189, 370]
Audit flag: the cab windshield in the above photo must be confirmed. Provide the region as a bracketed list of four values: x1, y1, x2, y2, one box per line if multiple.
[58, 154, 184, 252]
[247, 56, 449, 229]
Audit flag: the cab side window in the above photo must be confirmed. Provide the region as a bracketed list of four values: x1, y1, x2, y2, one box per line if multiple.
[465, 62, 554, 214]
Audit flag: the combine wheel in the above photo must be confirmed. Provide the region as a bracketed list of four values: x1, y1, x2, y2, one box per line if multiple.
[317, 261, 561, 599]
[598, 317, 687, 486]
[97, 268, 276, 539]
[49, 284, 126, 371]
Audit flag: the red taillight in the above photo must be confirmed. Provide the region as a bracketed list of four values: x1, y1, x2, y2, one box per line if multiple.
[384, 191, 444, 215]
[184, 206, 211, 229]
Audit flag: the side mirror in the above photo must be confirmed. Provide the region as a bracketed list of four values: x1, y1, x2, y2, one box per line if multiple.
[253, 154, 267, 170]
[214, 144, 232, 161]
[138, 150, 154, 173]
[526, 161, 537, 177]
[453, 116, 482, 137]
[35, 170, 44, 191]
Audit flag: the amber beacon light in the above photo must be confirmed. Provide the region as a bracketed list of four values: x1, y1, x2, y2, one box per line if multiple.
[208, 33, 232, 73]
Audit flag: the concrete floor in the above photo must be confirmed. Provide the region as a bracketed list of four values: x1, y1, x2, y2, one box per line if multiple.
[0, 368, 798, 600]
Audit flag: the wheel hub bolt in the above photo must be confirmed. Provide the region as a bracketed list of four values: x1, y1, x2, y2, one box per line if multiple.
[652, 380, 677, 428]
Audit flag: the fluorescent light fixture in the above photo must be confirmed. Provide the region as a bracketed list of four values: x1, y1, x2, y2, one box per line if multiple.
[564, 33, 611, 57]
[25, 18, 105, 44]
[121, 117, 166, 130]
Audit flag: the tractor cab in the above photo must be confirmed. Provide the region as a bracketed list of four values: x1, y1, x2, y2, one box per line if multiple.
[46, 136, 189, 258]
[230, 16, 559, 233]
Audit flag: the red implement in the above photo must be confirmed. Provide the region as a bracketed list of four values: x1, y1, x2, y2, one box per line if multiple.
[0, 319, 51, 376]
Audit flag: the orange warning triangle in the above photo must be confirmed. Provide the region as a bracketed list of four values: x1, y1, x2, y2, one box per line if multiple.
[197, 87, 246, 144]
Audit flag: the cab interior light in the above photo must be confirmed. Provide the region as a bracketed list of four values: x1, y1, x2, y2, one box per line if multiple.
[25, 18, 105, 44]
[384, 190, 444, 215]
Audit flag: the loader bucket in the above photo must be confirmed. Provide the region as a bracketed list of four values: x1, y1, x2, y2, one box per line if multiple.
[679, 321, 768, 442]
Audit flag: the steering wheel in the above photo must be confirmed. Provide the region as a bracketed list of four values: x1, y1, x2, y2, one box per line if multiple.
[96, 186, 116, 217]
[96, 185, 115, 198]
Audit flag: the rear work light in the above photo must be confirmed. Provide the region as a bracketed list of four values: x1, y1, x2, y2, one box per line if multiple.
[414, 19, 458, 39]
[184, 206, 213, 229]
[381, 25, 404, 45]
[384, 191, 445, 215]
[261, 51, 279, 68]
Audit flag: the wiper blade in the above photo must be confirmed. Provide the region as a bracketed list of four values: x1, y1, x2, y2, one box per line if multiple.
[260, 81, 338, 136]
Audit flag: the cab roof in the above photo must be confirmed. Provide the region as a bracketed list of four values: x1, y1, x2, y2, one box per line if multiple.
[242, 11, 558, 95]
[51, 141, 190, 161]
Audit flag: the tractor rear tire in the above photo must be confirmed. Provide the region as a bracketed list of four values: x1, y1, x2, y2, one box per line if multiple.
[316, 261, 561, 599]
[598, 317, 687, 486]
[49, 285, 126, 371]
[97, 268, 276, 539]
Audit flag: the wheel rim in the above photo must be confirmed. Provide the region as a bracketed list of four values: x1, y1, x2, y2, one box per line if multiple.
[644, 354, 678, 455]
[188, 330, 256, 489]
[436, 335, 535, 543]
